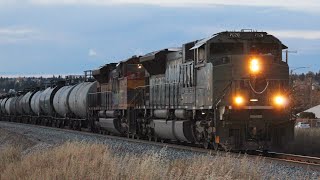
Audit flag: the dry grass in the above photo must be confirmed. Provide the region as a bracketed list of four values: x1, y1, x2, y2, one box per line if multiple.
[0, 141, 316, 180]
[0, 142, 270, 180]
[0, 146, 22, 173]
[286, 128, 320, 157]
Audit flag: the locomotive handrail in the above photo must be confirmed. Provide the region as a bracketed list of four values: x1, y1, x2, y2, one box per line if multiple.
[132, 81, 183, 107]
[249, 80, 269, 94]
[134, 82, 181, 90]
[88, 91, 112, 95]
[87, 91, 113, 109]
[213, 81, 232, 108]
[129, 88, 145, 106]
[234, 78, 289, 81]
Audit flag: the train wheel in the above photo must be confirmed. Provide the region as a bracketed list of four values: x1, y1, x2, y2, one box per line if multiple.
[78, 121, 82, 131]
[73, 121, 79, 131]
[213, 144, 219, 151]
[203, 141, 209, 149]
[55, 119, 58, 127]
[73, 121, 79, 130]
[60, 120, 64, 128]
[74, 121, 78, 130]
[61, 120, 65, 128]
[69, 120, 73, 129]
[63, 120, 67, 128]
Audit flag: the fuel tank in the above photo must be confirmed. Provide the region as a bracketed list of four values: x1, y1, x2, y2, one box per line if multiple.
[68, 82, 97, 118]
[98, 118, 122, 134]
[0, 99, 3, 114]
[15, 95, 24, 115]
[21, 91, 36, 115]
[153, 110, 169, 119]
[30, 90, 43, 115]
[39, 86, 61, 116]
[1, 98, 8, 114]
[53, 85, 75, 117]
[5, 97, 17, 115]
[9, 97, 19, 115]
[152, 119, 195, 142]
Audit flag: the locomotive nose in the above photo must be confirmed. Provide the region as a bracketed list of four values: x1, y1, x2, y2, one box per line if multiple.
[230, 54, 289, 108]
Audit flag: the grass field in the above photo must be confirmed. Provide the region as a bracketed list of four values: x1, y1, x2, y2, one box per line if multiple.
[0, 126, 319, 179]
[0, 142, 261, 179]
[1, 141, 317, 180]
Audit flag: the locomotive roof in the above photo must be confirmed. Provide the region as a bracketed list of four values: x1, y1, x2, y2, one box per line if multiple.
[117, 55, 141, 64]
[139, 48, 181, 75]
[140, 48, 181, 62]
[190, 31, 287, 50]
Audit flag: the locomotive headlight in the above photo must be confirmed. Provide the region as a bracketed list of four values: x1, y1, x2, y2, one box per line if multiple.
[273, 95, 287, 106]
[234, 96, 245, 106]
[249, 58, 260, 74]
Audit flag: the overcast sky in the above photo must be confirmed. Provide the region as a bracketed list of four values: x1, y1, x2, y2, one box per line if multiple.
[0, 0, 319, 77]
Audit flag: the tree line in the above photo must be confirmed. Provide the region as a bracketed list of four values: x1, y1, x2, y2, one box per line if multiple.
[0, 75, 87, 94]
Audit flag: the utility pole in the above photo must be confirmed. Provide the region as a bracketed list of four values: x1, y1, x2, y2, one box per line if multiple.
[285, 50, 297, 64]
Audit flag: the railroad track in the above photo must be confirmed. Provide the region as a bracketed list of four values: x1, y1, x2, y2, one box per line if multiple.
[263, 152, 320, 171]
[1, 121, 320, 171]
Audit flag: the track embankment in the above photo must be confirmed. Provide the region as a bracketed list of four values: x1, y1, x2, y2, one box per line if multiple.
[0, 121, 319, 179]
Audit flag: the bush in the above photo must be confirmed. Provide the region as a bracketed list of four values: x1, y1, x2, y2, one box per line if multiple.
[299, 112, 316, 119]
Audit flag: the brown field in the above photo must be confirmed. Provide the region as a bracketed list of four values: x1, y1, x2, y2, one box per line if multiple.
[0, 141, 317, 180]
[0, 126, 319, 179]
[286, 128, 320, 157]
[0, 142, 260, 180]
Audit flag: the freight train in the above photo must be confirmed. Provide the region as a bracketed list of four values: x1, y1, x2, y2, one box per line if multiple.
[0, 30, 294, 151]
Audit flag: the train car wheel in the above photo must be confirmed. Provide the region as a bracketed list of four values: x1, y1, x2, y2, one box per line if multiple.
[213, 144, 219, 151]
[203, 141, 210, 149]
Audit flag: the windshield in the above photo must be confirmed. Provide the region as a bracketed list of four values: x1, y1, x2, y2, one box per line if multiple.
[250, 43, 281, 60]
[210, 43, 243, 56]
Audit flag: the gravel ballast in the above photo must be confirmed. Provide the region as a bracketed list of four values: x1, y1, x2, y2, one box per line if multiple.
[0, 121, 319, 179]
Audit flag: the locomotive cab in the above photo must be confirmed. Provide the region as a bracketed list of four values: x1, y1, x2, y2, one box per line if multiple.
[199, 31, 293, 150]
